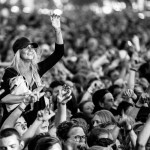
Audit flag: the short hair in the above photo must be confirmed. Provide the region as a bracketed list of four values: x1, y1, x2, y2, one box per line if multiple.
[50, 80, 64, 89]
[93, 110, 116, 126]
[35, 136, 60, 150]
[71, 118, 88, 134]
[92, 89, 109, 104]
[56, 121, 85, 141]
[87, 126, 112, 147]
[28, 133, 51, 150]
[78, 100, 93, 112]
[0, 128, 21, 141]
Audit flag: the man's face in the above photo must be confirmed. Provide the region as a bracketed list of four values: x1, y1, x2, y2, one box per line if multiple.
[0, 134, 22, 150]
[67, 127, 86, 146]
[103, 93, 114, 110]
[14, 116, 28, 136]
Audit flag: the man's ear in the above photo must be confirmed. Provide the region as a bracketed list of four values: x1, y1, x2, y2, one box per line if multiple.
[99, 101, 104, 108]
[20, 141, 24, 150]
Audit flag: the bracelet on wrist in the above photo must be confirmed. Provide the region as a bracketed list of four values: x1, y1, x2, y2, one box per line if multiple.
[130, 68, 137, 72]
[18, 105, 25, 112]
[135, 104, 141, 108]
[55, 28, 61, 33]
[23, 99, 29, 106]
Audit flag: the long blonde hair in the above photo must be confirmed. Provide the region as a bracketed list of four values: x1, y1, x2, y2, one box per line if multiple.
[10, 50, 42, 87]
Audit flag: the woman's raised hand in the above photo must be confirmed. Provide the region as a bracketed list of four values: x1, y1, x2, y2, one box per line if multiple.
[50, 11, 61, 30]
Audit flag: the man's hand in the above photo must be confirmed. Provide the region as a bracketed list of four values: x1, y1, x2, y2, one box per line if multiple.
[37, 107, 55, 122]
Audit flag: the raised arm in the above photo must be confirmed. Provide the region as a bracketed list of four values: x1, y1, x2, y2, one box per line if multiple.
[136, 115, 150, 150]
[51, 12, 63, 45]
[1, 101, 27, 130]
[22, 108, 55, 146]
[55, 85, 72, 127]
[38, 12, 64, 76]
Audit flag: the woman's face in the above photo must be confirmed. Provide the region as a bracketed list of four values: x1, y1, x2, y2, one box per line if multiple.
[82, 102, 94, 115]
[14, 116, 28, 136]
[92, 114, 102, 127]
[20, 45, 35, 61]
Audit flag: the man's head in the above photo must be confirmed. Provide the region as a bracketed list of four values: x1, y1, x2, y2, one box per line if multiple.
[0, 128, 24, 150]
[92, 89, 114, 111]
[14, 116, 28, 136]
[50, 80, 64, 99]
[57, 121, 86, 147]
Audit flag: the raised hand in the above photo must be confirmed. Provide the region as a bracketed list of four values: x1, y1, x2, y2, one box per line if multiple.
[130, 52, 144, 70]
[136, 92, 150, 108]
[37, 107, 55, 122]
[50, 11, 61, 30]
[88, 80, 105, 94]
[57, 84, 72, 105]
[122, 88, 137, 100]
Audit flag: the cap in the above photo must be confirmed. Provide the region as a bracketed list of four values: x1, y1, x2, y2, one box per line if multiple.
[12, 37, 38, 53]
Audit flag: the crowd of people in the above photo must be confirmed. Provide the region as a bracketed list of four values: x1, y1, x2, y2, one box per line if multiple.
[1, 3, 150, 150]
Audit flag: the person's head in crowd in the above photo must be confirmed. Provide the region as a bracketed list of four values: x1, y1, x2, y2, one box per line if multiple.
[57, 121, 87, 148]
[71, 118, 89, 134]
[92, 89, 114, 113]
[71, 112, 91, 126]
[0, 128, 24, 150]
[11, 37, 38, 68]
[14, 116, 28, 136]
[108, 84, 122, 99]
[43, 87, 52, 100]
[86, 78, 105, 93]
[87, 37, 98, 53]
[78, 100, 95, 118]
[92, 110, 116, 129]
[101, 76, 112, 89]
[107, 68, 120, 83]
[87, 126, 114, 147]
[28, 132, 61, 150]
[34, 135, 61, 150]
[75, 55, 90, 74]
[50, 80, 64, 102]
[136, 77, 149, 91]
[72, 72, 87, 88]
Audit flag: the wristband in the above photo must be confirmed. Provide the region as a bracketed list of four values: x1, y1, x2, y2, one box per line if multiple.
[18, 105, 25, 112]
[135, 104, 141, 108]
[130, 68, 137, 72]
